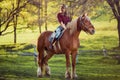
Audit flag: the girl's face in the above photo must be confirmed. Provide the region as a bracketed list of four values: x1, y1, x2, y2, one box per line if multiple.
[62, 8, 66, 13]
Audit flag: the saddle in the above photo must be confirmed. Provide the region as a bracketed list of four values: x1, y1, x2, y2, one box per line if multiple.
[49, 26, 64, 44]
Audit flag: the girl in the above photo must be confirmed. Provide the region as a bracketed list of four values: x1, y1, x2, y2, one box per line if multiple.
[49, 4, 72, 49]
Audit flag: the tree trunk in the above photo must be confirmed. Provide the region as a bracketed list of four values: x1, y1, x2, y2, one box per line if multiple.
[106, 0, 120, 47]
[117, 18, 120, 47]
[45, 0, 47, 31]
[12, 0, 19, 44]
[13, 4, 17, 44]
[0, 8, 2, 35]
[38, 0, 41, 33]
[13, 15, 17, 44]
[0, 19, 1, 33]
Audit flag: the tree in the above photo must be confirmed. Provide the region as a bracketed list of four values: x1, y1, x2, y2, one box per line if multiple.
[38, 0, 41, 33]
[44, 0, 48, 31]
[0, 0, 42, 43]
[106, 0, 120, 47]
[12, 1, 18, 44]
[0, 0, 30, 36]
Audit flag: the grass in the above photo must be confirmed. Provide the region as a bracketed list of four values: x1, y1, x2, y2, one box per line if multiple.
[0, 55, 37, 80]
[0, 51, 120, 80]
[80, 31, 118, 50]
[0, 20, 120, 80]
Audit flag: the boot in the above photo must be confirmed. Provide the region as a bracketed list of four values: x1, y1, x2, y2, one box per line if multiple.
[49, 38, 56, 49]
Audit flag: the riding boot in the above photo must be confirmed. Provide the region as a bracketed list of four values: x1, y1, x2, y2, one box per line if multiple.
[49, 39, 56, 49]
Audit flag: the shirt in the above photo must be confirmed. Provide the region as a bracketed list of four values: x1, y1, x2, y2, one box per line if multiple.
[57, 12, 71, 25]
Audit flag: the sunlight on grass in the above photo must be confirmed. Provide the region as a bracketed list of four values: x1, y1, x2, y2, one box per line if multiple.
[92, 20, 117, 31]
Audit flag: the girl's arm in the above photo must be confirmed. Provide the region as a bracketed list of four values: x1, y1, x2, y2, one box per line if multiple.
[60, 21, 66, 29]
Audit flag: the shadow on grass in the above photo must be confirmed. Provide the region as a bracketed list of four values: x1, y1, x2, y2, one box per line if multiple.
[0, 43, 34, 52]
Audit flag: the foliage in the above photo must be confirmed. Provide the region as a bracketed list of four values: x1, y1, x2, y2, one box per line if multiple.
[0, 0, 114, 36]
[0, 0, 30, 35]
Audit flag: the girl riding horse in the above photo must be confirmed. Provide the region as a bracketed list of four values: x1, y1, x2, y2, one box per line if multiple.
[49, 4, 72, 49]
[37, 12, 95, 79]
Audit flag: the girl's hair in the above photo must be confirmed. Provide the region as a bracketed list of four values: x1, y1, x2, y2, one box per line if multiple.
[61, 4, 66, 10]
[61, 4, 67, 15]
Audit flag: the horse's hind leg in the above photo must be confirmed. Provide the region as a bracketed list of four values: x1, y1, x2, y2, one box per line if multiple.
[44, 51, 54, 77]
[37, 49, 44, 77]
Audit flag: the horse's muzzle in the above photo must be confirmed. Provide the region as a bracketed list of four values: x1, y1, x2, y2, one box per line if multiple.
[90, 29, 95, 35]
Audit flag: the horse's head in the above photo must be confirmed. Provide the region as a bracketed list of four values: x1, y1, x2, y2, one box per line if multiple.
[77, 13, 95, 35]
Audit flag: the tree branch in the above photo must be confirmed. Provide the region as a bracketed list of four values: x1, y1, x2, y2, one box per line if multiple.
[0, 0, 30, 35]
[106, 0, 118, 19]
[1, 26, 29, 36]
[28, 0, 41, 8]
[115, 0, 120, 16]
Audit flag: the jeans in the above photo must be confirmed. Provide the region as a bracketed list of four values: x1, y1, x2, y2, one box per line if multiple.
[49, 26, 64, 44]
[55, 26, 64, 39]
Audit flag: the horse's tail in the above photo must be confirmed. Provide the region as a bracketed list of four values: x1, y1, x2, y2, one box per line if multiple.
[37, 32, 46, 66]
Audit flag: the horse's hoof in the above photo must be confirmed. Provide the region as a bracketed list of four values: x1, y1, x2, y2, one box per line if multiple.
[45, 72, 51, 77]
[72, 74, 78, 79]
[65, 72, 71, 79]
[37, 67, 42, 78]
[45, 66, 51, 77]
[37, 74, 43, 78]
[45, 74, 50, 77]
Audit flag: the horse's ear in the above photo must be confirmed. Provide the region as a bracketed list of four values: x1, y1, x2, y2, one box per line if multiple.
[82, 13, 87, 19]
[82, 14, 85, 19]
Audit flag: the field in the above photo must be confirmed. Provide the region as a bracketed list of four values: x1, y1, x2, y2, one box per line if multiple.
[0, 20, 120, 80]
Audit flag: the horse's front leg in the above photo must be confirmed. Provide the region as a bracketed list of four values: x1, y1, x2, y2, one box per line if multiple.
[65, 51, 71, 79]
[71, 51, 78, 79]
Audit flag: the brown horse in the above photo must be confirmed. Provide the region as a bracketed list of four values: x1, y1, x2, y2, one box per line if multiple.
[37, 13, 95, 79]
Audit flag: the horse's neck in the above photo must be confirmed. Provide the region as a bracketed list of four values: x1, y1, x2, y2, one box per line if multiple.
[66, 19, 81, 38]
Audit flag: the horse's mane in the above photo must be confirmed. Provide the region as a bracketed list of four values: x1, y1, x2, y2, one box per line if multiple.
[66, 19, 78, 35]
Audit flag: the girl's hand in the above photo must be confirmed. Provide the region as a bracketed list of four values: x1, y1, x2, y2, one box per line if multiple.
[64, 27, 67, 30]
[60, 22, 66, 30]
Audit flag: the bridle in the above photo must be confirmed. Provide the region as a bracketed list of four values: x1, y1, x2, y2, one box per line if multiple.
[78, 16, 93, 32]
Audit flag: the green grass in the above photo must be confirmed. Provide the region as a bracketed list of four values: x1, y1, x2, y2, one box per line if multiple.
[0, 51, 120, 80]
[0, 20, 120, 80]
[79, 30, 118, 50]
